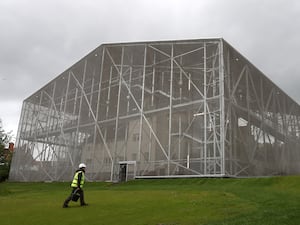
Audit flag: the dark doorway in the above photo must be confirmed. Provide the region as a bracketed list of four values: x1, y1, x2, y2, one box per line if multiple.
[119, 163, 127, 182]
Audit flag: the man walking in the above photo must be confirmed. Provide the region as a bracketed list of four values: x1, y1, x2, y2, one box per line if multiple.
[63, 163, 88, 208]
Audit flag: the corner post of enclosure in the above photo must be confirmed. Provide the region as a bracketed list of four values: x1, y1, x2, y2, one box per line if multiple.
[203, 42, 207, 175]
[15, 102, 26, 147]
[9, 101, 26, 180]
[219, 39, 226, 176]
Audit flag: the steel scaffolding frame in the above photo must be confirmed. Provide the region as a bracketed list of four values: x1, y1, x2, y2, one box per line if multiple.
[9, 39, 300, 181]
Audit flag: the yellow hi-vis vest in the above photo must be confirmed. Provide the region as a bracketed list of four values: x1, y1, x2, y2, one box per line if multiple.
[71, 171, 85, 188]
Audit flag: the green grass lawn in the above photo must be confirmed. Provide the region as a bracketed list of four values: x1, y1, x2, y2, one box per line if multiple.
[0, 176, 300, 225]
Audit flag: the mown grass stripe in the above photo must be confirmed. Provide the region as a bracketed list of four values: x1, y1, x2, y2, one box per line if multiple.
[1, 176, 300, 225]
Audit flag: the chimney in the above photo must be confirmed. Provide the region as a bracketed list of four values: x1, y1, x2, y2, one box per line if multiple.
[9, 142, 14, 152]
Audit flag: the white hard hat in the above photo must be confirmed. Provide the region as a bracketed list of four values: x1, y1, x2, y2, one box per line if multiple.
[79, 163, 86, 168]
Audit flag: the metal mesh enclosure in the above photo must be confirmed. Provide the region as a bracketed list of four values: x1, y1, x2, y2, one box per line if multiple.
[9, 39, 300, 181]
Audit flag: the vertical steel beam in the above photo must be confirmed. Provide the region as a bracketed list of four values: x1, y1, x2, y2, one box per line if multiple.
[93, 47, 105, 170]
[61, 72, 74, 166]
[33, 90, 44, 160]
[124, 58, 133, 161]
[151, 52, 156, 106]
[74, 60, 87, 170]
[138, 45, 147, 163]
[260, 76, 267, 162]
[219, 39, 225, 175]
[178, 56, 183, 164]
[246, 68, 251, 156]
[168, 44, 174, 175]
[49, 82, 57, 179]
[73, 88, 78, 115]
[106, 66, 113, 119]
[113, 46, 124, 180]
[104, 65, 113, 175]
[203, 42, 207, 174]
[88, 76, 95, 119]
[225, 48, 233, 175]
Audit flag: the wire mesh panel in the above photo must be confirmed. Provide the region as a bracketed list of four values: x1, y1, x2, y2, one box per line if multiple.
[223, 40, 300, 176]
[9, 39, 300, 182]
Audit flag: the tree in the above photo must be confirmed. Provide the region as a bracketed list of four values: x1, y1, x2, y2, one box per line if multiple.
[0, 119, 12, 182]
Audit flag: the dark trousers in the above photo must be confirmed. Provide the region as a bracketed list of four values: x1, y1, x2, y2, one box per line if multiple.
[63, 188, 85, 206]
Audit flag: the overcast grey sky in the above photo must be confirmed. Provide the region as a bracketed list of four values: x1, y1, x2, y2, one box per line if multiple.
[0, 0, 300, 140]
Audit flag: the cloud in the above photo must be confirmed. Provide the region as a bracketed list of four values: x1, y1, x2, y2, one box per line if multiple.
[0, 0, 300, 136]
